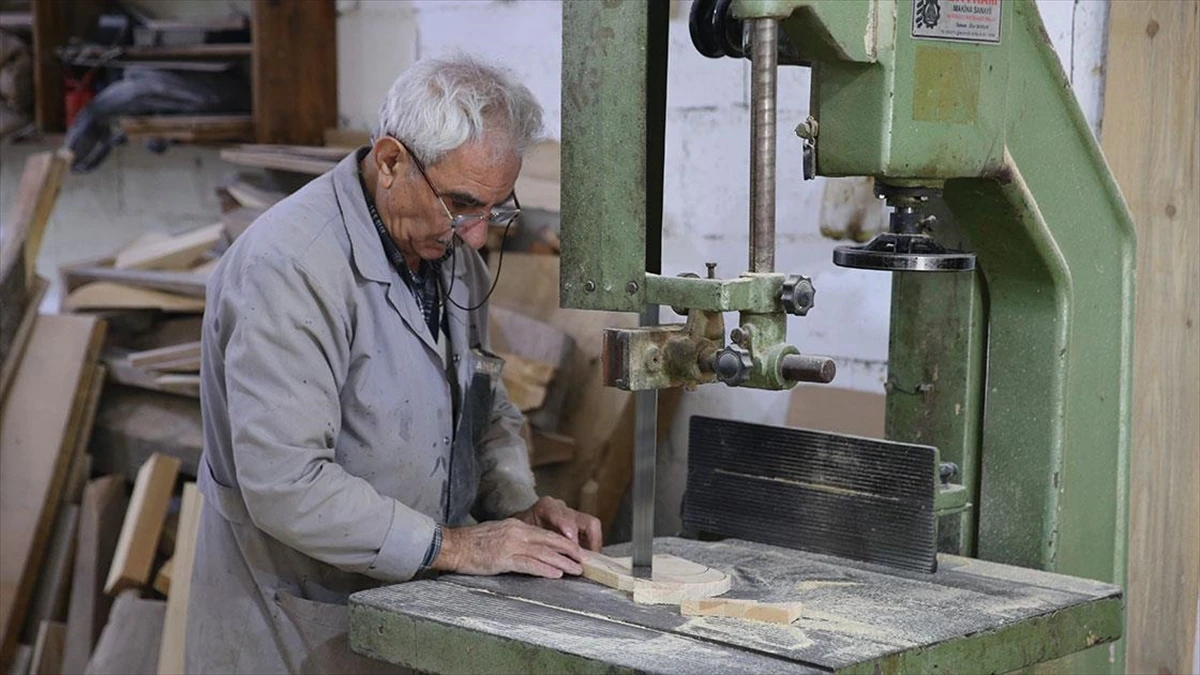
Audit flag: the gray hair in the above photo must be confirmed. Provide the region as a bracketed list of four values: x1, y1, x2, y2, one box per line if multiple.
[372, 54, 543, 166]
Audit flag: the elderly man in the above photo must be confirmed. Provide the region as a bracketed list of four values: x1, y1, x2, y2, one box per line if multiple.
[186, 55, 600, 674]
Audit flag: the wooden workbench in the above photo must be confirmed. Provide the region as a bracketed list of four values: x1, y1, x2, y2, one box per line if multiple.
[349, 537, 1121, 673]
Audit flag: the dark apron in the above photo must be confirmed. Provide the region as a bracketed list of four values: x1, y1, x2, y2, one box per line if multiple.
[444, 325, 505, 526]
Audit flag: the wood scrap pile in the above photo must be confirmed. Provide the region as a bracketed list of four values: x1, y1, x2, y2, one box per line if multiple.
[0, 149, 201, 674]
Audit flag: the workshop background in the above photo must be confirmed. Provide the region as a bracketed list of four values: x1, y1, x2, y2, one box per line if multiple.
[0, 1, 1194, 674]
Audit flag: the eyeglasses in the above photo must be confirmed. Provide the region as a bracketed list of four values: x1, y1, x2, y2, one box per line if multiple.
[392, 136, 521, 231]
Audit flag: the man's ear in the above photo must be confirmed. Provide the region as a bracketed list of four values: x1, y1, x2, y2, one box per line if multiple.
[373, 137, 406, 188]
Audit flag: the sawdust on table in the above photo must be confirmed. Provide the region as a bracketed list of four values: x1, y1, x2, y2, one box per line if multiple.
[677, 615, 815, 652]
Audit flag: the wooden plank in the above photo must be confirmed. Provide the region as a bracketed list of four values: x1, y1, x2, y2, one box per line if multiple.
[152, 559, 172, 597]
[31, 0, 66, 132]
[126, 343, 200, 371]
[680, 598, 803, 625]
[0, 150, 69, 292]
[580, 551, 730, 605]
[218, 147, 335, 175]
[0, 314, 105, 668]
[104, 454, 181, 596]
[251, 0, 336, 145]
[152, 375, 200, 399]
[156, 484, 201, 675]
[60, 267, 208, 299]
[62, 453, 91, 512]
[224, 180, 284, 210]
[21, 506, 79, 644]
[496, 351, 555, 413]
[62, 477, 127, 675]
[118, 115, 253, 143]
[139, 16, 248, 33]
[489, 306, 575, 431]
[120, 43, 252, 59]
[0, 276, 48, 405]
[64, 283, 206, 314]
[114, 224, 223, 271]
[82, 592, 165, 675]
[29, 621, 64, 675]
[1101, 3, 1200, 674]
[63, 364, 106, 505]
[238, 144, 348, 161]
[323, 127, 370, 148]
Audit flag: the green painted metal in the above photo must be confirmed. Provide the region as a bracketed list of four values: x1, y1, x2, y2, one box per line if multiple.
[736, 311, 797, 390]
[734, 0, 877, 63]
[560, 0, 653, 312]
[560, 0, 1134, 670]
[840, 598, 1123, 675]
[351, 605, 628, 675]
[887, 200, 986, 557]
[645, 273, 782, 313]
[742, 1, 1135, 670]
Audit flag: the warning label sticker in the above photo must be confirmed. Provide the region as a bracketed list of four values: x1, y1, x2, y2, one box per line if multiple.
[912, 0, 1002, 44]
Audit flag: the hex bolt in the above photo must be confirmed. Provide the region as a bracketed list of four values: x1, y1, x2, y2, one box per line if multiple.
[705, 262, 718, 279]
[729, 327, 746, 345]
[626, 281, 639, 294]
[584, 280, 597, 292]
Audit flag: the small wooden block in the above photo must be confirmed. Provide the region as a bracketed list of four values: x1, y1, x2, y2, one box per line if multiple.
[679, 598, 803, 625]
[114, 224, 223, 271]
[104, 454, 181, 595]
[64, 283, 207, 314]
[156, 484, 202, 675]
[152, 558, 173, 597]
[126, 342, 201, 371]
[62, 476, 128, 675]
[581, 551, 730, 605]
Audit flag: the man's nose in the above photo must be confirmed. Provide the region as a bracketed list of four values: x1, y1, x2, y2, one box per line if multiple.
[457, 219, 490, 249]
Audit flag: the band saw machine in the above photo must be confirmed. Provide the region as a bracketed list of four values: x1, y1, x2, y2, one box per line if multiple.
[349, 1, 1136, 672]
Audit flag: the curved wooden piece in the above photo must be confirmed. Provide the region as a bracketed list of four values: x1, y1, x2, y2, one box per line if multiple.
[580, 551, 730, 605]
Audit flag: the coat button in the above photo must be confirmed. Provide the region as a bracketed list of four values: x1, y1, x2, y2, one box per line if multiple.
[452, 354, 460, 364]
[443, 436, 451, 445]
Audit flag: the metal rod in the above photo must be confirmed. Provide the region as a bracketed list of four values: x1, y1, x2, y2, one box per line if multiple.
[631, 303, 658, 578]
[748, 18, 778, 273]
[781, 353, 838, 383]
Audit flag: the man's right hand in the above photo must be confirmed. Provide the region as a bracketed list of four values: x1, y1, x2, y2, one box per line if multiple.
[432, 518, 584, 578]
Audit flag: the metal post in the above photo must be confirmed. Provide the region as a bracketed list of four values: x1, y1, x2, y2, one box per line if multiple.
[631, 304, 658, 578]
[748, 18, 778, 273]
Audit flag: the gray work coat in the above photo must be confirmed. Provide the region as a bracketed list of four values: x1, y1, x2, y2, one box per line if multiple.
[185, 152, 539, 674]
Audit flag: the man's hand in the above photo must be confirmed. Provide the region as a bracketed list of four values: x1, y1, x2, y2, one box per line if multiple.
[513, 496, 603, 552]
[433, 519, 584, 578]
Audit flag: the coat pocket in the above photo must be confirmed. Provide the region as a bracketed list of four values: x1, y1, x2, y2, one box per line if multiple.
[273, 590, 406, 674]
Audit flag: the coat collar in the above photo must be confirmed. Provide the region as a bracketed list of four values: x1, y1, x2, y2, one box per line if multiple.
[332, 149, 470, 287]
[331, 149, 473, 357]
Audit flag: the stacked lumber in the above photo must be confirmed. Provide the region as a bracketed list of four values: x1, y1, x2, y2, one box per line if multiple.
[0, 313, 107, 673]
[118, 115, 254, 144]
[489, 306, 578, 468]
[1, 150, 69, 403]
[60, 225, 222, 313]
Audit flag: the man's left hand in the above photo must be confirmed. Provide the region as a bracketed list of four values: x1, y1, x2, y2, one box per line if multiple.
[514, 496, 603, 552]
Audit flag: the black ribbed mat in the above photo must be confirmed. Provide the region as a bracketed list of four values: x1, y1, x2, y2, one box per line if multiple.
[684, 416, 938, 573]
